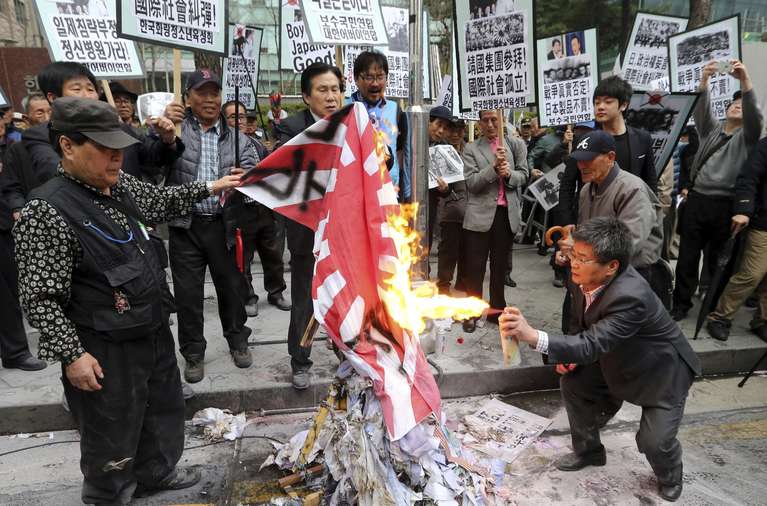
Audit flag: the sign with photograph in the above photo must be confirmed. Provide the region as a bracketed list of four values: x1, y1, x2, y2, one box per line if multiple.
[622, 12, 688, 91]
[453, 0, 534, 112]
[669, 15, 741, 120]
[280, 1, 336, 73]
[0, 85, 8, 108]
[301, 0, 388, 46]
[116, 0, 228, 55]
[528, 163, 565, 211]
[222, 23, 263, 110]
[428, 145, 465, 189]
[624, 91, 698, 173]
[536, 27, 599, 127]
[34, 0, 144, 79]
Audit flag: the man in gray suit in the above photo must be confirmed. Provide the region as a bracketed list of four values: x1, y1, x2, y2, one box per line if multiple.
[461, 110, 529, 332]
[500, 217, 701, 502]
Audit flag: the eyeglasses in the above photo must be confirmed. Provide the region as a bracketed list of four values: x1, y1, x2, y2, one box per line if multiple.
[565, 252, 600, 265]
[113, 97, 132, 105]
[359, 73, 387, 83]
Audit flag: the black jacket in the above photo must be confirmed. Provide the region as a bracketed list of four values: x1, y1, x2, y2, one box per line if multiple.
[274, 109, 315, 150]
[734, 137, 767, 231]
[554, 126, 657, 226]
[548, 266, 701, 409]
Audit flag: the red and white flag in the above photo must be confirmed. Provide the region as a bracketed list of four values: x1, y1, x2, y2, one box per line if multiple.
[238, 104, 440, 440]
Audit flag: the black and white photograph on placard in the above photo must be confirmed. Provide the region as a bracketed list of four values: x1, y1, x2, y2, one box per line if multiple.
[536, 27, 599, 127]
[385, 8, 408, 52]
[624, 91, 698, 172]
[669, 15, 740, 120]
[528, 163, 565, 211]
[428, 145, 465, 189]
[137, 92, 174, 126]
[622, 13, 688, 91]
[454, 0, 534, 111]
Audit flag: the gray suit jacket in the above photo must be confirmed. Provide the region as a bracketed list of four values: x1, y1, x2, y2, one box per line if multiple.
[462, 135, 529, 233]
[547, 266, 701, 409]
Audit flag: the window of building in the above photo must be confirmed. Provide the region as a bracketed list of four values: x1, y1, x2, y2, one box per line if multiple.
[14, 0, 26, 24]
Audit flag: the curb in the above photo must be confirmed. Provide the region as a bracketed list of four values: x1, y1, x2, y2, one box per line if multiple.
[1, 344, 764, 435]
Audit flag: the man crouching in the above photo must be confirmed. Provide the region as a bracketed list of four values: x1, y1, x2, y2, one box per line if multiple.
[500, 217, 701, 502]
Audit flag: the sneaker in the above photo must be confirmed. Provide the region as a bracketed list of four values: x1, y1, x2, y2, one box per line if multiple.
[134, 466, 201, 498]
[184, 358, 204, 383]
[231, 348, 253, 368]
[245, 296, 258, 317]
[554, 447, 606, 471]
[670, 307, 688, 321]
[181, 382, 195, 400]
[292, 369, 310, 390]
[706, 319, 731, 341]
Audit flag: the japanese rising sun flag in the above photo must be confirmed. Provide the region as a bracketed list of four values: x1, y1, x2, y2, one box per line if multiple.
[238, 103, 441, 440]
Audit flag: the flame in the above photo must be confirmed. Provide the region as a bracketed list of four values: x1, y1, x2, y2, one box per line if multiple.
[373, 132, 489, 335]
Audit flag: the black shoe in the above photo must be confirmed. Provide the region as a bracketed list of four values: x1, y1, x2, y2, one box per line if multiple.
[231, 348, 253, 368]
[462, 318, 477, 333]
[751, 324, 767, 343]
[2, 355, 47, 371]
[746, 295, 758, 308]
[552, 277, 564, 288]
[659, 482, 683, 502]
[554, 448, 606, 471]
[267, 294, 292, 311]
[134, 466, 202, 498]
[184, 358, 204, 383]
[292, 369, 310, 390]
[670, 307, 688, 321]
[504, 273, 517, 288]
[245, 296, 259, 317]
[706, 318, 731, 341]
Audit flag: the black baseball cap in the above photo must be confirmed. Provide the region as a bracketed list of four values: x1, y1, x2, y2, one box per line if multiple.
[186, 68, 221, 91]
[51, 97, 139, 150]
[429, 105, 453, 121]
[570, 130, 616, 161]
[520, 117, 532, 127]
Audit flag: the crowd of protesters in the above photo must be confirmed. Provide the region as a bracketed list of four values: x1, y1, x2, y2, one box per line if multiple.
[0, 51, 765, 504]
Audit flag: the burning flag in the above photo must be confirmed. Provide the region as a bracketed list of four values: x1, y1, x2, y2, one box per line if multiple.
[238, 103, 487, 440]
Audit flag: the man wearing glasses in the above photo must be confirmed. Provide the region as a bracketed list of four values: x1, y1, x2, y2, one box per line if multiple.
[349, 50, 410, 201]
[500, 217, 700, 503]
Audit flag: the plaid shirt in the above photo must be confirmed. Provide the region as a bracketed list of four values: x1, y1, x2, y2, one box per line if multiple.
[193, 119, 221, 215]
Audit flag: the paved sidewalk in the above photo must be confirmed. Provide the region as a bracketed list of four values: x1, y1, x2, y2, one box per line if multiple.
[1, 247, 765, 434]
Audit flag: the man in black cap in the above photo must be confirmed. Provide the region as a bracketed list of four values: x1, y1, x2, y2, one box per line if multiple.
[104, 81, 140, 128]
[13, 97, 242, 504]
[162, 69, 259, 383]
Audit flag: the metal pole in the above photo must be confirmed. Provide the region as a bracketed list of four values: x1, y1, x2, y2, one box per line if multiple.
[408, 0, 429, 281]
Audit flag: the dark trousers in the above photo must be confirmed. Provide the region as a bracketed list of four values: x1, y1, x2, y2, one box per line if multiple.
[561, 362, 691, 486]
[286, 220, 314, 373]
[673, 192, 733, 311]
[463, 206, 513, 310]
[437, 221, 465, 292]
[64, 325, 185, 504]
[0, 230, 31, 365]
[239, 203, 287, 301]
[169, 217, 250, 360]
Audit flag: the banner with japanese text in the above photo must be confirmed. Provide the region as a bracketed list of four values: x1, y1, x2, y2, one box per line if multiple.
[222, 23, 263, 110]
[34, 0, 144, 79]
[280, 0, 336, 73]
[453, 0, 535, 112]
[535, 27, 599, 127]
[116, 0, 228, 55]
[669, 15, 740, 120]
[301, 0, 388, 46]
[621, 12, 688, 91]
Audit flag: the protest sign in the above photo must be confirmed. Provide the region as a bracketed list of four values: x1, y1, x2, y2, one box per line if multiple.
[222, 23, 263, 109]
[536, 27, 599, 127]
[116, 0, 228, 55]
[669, 15, 741, 120]
[300, 0, 388, 46]
[528, 163, 565, 212]
[343, 7, 431, 99]
[34, 0, 144, 79]
[625, 91, 698, 172]
[622, 12, 688, 91]
[453, 0, 535, 112]
[280, 1, 336, 73]
[428, 145, 465, 189]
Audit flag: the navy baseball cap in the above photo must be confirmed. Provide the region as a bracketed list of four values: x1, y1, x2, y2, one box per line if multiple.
[429, 105, 453, 121]
[571, 130, 616, 161]
[186, 68, 221, 91]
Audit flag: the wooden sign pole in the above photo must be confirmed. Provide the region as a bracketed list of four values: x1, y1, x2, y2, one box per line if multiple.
[173, 49, 182, 134]
[101, 80, 115, 108]
[468, 121, 475, 142]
